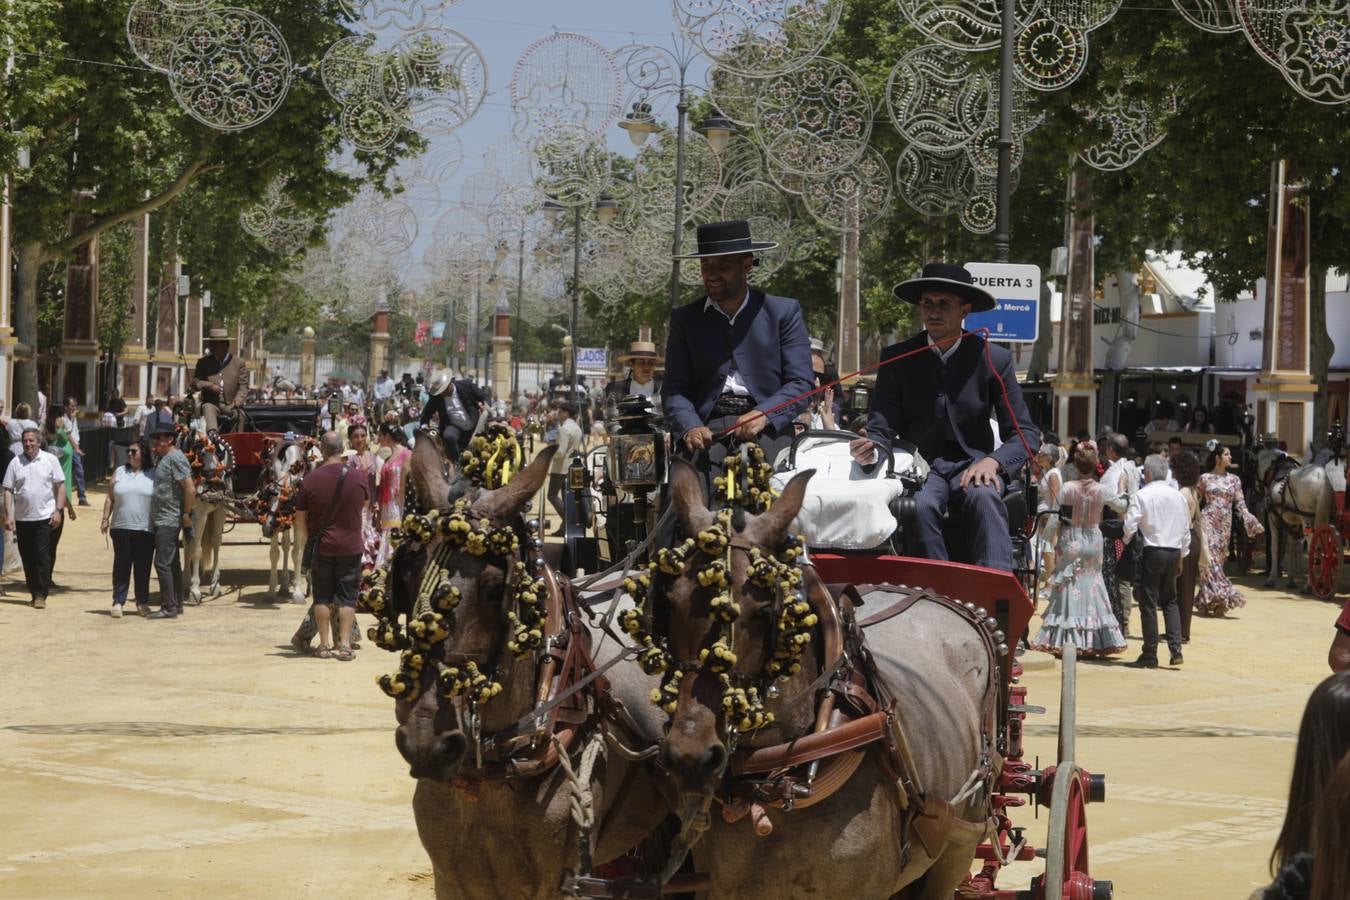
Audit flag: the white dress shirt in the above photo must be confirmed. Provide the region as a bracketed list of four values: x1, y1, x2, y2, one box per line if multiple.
[1123, 480, 1191, 555]
[4, 450, 65, 522]
[1102, 458, 1139, 499]
[927, 333, 963, 362]
[704, 290, 753, 396]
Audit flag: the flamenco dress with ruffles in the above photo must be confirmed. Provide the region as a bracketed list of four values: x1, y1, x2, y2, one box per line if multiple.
[1031, 479, 1128, 656]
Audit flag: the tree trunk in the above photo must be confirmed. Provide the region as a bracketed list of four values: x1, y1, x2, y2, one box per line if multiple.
[1309, 262, 1334, 447]
[12, 241, 44, 409]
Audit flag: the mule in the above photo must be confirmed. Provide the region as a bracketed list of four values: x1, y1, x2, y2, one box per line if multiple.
[257, 437, 315, 603]
[1258, 449, 1336, 592]
[386, 437, 671, 899]
[650, 459, 997, 899]
[179, 428, 234, 604]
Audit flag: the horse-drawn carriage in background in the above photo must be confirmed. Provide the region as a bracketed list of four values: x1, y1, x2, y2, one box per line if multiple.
[171, 395, 322, 603]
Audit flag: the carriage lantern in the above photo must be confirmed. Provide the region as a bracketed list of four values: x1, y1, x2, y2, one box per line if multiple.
[846, 381, 870, 423]
[606, 395, 666, 491]
[327, 393, 343, 417]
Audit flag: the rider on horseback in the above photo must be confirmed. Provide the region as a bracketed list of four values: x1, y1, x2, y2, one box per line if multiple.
[192, 326, 246, 434]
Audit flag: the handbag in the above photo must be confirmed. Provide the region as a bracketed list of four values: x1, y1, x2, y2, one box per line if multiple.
[1115, 533, 1144, 582]
[302, 464, 350, 573]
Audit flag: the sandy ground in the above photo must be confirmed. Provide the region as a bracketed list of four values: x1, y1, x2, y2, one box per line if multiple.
[0, 483, 1343, 899]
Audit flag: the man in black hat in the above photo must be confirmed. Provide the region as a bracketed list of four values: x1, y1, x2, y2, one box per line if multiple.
[850, 263, 1040, 571]
[192, 326, 246, 433]
[663, 220, 814, 464]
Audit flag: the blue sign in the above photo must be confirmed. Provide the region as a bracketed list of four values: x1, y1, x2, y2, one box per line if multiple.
[963, 262, 1041, 343]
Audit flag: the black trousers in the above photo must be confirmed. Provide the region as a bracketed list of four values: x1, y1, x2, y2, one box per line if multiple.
[440, 423, 470, 460]
[1134, 547, 1182, 658]
[547, 473, 568, 523]
[111, 528, 156, 606]
[15, 519, 57, 602]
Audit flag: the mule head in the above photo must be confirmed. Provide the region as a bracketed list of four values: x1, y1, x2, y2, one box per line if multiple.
[653, 459, 815, 795]
[390, 436, 557, 781]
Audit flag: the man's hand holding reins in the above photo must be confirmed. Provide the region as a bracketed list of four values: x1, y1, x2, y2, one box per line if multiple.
[731, 410, 768, 442]
[683, 426, 714, 452]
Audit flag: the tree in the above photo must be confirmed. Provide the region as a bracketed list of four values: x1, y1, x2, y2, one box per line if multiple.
[2, 0, 418, 405]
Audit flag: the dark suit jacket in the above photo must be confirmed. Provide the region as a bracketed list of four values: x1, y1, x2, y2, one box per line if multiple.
[420, 378, 489, 429]
[866, 332, 1040, 476]
[662, 290, 814, 436]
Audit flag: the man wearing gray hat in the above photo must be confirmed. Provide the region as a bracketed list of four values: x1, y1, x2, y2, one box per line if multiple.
[193, 326, 246, 433]
[851, 263, 1039, 571]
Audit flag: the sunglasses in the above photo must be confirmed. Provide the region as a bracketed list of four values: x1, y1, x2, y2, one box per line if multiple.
[128, 449, 141, 454]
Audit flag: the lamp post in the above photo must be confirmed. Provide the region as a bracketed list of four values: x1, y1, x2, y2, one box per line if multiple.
[512, 220, 526, 397]
[616, 41, 736, 307]
[993, 0, 1015, 262]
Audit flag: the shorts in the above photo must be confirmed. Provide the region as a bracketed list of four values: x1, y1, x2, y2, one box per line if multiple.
[311, 553, 361, 607]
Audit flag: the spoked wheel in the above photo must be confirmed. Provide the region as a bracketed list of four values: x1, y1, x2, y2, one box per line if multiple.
[1058, 642, 1077, 764]
[1042, 763, 1108, 900]
[1308, 526, 1343, 600]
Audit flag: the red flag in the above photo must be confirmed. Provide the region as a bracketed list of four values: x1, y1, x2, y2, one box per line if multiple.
[414, 320, 430, 346]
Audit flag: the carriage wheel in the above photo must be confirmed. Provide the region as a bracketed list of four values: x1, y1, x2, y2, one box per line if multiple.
[1042, 763, 1108, 900]
[1058, 642, 1077, 765]
[1308, 527, 1343, 600]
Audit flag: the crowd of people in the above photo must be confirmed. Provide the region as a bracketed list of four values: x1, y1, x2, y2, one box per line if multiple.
[1029, 431, 1268, 667]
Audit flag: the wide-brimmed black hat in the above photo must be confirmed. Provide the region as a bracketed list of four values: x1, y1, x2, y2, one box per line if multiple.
[150, 422, 178, 437]
[892, 262, 997, 313]
[673, 220, 777, 259]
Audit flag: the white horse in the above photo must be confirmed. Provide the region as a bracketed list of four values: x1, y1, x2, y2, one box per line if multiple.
[258, 437, 317, 603]
[179, 428, 235, 604]
[1257, 448, 1338, 591]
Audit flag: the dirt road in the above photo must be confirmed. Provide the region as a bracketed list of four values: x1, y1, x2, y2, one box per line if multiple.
[0, 484, 1340, 898]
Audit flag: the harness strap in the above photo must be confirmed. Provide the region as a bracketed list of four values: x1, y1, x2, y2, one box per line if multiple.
[730, 710, 889, 775]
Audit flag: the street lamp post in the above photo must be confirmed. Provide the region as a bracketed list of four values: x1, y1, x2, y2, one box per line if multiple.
[570, 206, 582, 402]
[513, 220, 525, 397]
[617, 40, 736, 307]
[993, 0, 1015, 262]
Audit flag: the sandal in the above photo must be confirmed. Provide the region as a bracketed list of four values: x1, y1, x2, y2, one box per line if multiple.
[315, 646, 334, 659]
[335, 646, 355, 662]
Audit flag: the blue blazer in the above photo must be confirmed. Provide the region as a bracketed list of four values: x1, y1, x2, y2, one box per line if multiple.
[865, 332, 1040, 476]
[662, 290, 815, 436]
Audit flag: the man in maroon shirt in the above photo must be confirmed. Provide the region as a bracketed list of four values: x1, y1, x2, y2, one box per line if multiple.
[294, 431, 371, 660]
[1331, 598, 1350, 673]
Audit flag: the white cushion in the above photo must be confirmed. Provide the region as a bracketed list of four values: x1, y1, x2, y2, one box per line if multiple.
[770, 469, 906, 550]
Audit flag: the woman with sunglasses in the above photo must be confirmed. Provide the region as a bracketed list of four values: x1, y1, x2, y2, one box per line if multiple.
[100, 438, 157, 617]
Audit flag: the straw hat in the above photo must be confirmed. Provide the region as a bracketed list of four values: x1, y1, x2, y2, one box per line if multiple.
[618, 340, 663, 364]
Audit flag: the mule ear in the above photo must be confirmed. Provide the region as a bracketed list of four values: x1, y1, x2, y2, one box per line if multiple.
[410, 434, 453, 511]
[479, 445, 557, 522]
[670, 458, 714, 537]
[753, 469, 814, 545]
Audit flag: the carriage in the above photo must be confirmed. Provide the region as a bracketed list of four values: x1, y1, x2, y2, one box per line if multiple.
[1307, 458, 1348, 600]
[773, 430, 1107, 900]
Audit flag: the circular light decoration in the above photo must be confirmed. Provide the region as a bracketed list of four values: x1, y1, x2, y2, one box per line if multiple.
[1077, 93, 1173, 171]
[959, 181, 998, 235]
[344, 187, 420, 255]
[1172, 0, 1243, 32]
[239, 176, 314, 251]
[341, 95, 408, 151]
[528, 125, 613, 209]
[388, 27, 488, 135]
[1037, 0, 1122, 31]
[800, 146, 893, 231]
[886, 45, 994, 153]
[161, 0, 210, 8]
[321, 34, 400, 104]
[1277, 1, 1350, 104]
[965, 123, 1025, 176]
[1014, 18, 1090, 91]
[674, 0, 845, 78]
[895, 145, 966, 217]
[755, 58, 872, 177]
[168, 7, 292, 131]
[631, 130, 724, 220]
[1236, 0, 1305, 66]
[707, 65, 767, 129]
[126, 0, 196, 73]
[510, 33, 622, 142]
[896, 0, 1040, 51]
[338, 0, 464, 33]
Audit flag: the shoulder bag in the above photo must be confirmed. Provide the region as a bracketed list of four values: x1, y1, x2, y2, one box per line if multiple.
[302, 464, 350, 573]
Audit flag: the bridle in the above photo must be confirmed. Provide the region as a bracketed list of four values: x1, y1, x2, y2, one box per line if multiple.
[622, 447, 815, 748]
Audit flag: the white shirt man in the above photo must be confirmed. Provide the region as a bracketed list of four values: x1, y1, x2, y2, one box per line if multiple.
[373, 374, 395, 403]
[1122, 453, 1190, 667]
[3, 429, 66, 609]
